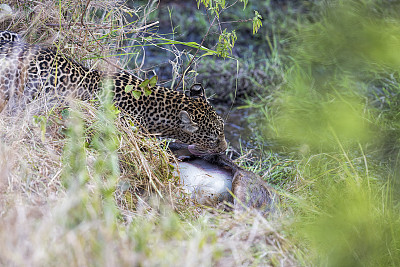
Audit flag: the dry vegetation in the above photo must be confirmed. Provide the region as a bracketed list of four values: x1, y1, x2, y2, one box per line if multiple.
[0, 0, 296, 266]
[0, 91, 296, 266]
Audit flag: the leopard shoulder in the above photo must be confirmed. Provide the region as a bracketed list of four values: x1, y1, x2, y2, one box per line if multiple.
[0, 33, 227, 154]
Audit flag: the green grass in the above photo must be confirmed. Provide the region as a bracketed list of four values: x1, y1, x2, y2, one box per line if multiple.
[246, 0, 400, 265]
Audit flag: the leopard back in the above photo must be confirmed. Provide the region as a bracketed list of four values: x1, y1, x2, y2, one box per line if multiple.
[0, 32, 227, 154]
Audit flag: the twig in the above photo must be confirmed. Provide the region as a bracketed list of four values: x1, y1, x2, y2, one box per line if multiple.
[46, 21, 159, 32]
[76, 0, 143, 77]
[174, 13, 217, 90]
[218, 19, 253, 24]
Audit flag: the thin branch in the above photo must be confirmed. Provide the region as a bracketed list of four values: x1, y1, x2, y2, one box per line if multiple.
[76, 0, 142, 77]
[174, 14, 217, 90]
[46, 21, 159, 32]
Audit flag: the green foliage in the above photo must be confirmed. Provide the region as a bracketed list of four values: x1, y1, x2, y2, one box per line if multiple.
[240, 0, 248, 10]
[132, 90, 141, 100]
[148, 75, 158, 88]
[124, 84, 134, 93]
[196, 0, 226, 17]
[125, 76, 157, 99]
[216, 29, 237, 59]
[252, 0, 400, 265]
[261, 0, 400, 152]
[91, 80, 120, 226]
[270, 72, 371, 150]
[197, 0, 249, 14]
[252, 10, 262, 34]
[61, 81, 120, 227]
[138, 79, 149, 89]
[139, 75, 157, 90]
[62, 110, 89, 189]
[292, 152, 400, 266]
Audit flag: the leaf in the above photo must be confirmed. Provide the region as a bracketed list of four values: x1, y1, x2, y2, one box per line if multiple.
[253, 11, 263, 34]
[240, 0, 248, 9]
[144, 87, 152, 96]
[139, 79, 149, 89]
[201, 51, 216, 57]
[132, 90, 142, 100]
[216, 29, 237, 58]
[149, 75, 158, 87]
[125, 84, 134, 93]
[111, 105, 121, 115]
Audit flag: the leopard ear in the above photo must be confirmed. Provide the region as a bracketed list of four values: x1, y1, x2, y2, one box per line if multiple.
[189, 83, 206, 99]
[179, 110, 199, 134]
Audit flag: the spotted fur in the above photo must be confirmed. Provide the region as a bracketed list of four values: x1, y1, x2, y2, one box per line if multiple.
[0, 31, 227, 154]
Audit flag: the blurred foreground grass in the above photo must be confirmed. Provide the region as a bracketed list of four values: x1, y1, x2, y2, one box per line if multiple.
[254, 0, 400, 265]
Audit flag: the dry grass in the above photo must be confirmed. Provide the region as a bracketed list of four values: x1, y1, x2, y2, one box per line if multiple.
[1, 0, 151, 74]
[0, 104, 296, 265]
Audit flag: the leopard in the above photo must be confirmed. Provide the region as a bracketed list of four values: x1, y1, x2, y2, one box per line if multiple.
[0, 31, 227, 155]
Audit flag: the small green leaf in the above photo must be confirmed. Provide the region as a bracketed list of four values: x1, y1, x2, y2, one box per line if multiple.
[201, 51, 216, 57]
[240, 0, 248, 9]
[132, 90, 142, 100]
[144, 87, 152, 96]
[139, 79, 149, 89]
[253, 11, 263, 34]
[149, 75, 158, 87]
[111, 105, 121, 115]
[125, 84, 134, 93]
[216, 29, 237, 58]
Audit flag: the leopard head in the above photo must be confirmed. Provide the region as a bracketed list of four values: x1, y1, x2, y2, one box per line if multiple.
[175, 84, 227, 155]
[112, 73, 228, 155]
